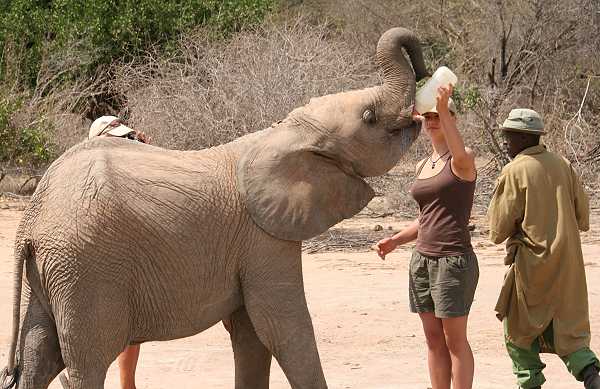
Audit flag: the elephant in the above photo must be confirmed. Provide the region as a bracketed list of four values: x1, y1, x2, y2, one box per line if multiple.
[0, 27, 426, 389]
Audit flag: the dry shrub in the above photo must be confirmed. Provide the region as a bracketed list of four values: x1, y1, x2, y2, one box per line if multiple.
[113, 17, 381, 150]
[5, 42, 115, 156]
[33, 68, 114, 154]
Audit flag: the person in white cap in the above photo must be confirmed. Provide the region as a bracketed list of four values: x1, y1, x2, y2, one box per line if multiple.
[88, 115, 146, 389]
[488, 108, 600, 389]
[88, 115, 149, 143]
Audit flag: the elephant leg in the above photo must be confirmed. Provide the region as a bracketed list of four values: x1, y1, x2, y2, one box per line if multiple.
[228, 307, 272, 389]
[64, 371, 107, 389]
[242, 245, 327, 389]
[16, 289, 65, 389]
[58, 327, 119, 389]
[56, 289, 130, 389]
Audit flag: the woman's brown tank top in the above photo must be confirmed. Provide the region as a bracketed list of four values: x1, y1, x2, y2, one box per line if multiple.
[410, 156, 476, 257]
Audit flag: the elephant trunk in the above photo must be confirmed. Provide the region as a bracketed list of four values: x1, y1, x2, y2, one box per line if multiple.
[376, 28, 427, 108]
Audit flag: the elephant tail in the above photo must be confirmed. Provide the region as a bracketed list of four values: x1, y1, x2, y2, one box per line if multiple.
[2, 239, 29, 386]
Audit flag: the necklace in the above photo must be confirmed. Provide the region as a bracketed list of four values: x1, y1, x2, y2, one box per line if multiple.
[429, 150, 450, 169]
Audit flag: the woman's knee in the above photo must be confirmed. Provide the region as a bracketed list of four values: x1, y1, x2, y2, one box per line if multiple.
[442, 315, 470, 354]
[444, 332, 469, 355]
[424, 328, 448, 351]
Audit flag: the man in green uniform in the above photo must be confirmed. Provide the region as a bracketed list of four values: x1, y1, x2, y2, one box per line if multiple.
[488, 108, 600, 389]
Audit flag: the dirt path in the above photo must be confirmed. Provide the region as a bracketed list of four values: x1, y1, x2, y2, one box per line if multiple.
[1, 209, 599, 388]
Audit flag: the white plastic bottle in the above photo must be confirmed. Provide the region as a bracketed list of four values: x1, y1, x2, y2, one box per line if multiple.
[414, 66, 458, 114]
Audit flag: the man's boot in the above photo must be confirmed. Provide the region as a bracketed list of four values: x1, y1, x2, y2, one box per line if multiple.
[582, 364, 600, 389]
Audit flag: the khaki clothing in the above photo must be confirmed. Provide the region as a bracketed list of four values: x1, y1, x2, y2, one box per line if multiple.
[488, 145, 590, 356]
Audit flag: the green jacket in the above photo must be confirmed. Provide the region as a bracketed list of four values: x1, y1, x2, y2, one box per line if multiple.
[488, 145, 590, 356]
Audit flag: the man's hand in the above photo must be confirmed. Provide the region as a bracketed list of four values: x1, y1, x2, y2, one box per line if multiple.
[371, 237, 398, 260]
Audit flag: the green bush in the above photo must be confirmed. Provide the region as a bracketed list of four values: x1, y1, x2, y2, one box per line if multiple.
[0, 0, 277, 88]
[0, 97, 56, 166]
[453, 85, 481, 114]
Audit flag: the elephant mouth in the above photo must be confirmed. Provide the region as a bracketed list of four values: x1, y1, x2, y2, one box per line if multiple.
[386, 126, 403, 135]
[386, 120, 421, 139]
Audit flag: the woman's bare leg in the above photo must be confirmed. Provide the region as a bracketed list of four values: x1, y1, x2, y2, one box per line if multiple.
[419, 312, 451, 389]
[118, 344, 140, 389]
[442, 315, 474, 389]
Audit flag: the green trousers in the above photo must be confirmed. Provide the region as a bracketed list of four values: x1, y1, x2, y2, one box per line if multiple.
[504, 320, 600, 388]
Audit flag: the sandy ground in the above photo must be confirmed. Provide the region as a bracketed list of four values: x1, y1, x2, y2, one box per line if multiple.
[1, 208, 600, 389]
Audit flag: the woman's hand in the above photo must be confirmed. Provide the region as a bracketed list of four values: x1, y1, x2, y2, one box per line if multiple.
[412, 107, 424, 123]
[372, 237, 398, 260]
[436, 83, 453, 115]
[134, 130, 151, 144]
[372, 219, 419, 260]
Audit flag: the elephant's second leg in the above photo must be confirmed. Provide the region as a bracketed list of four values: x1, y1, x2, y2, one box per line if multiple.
[228, 307, 272, 389]
[56, 290, 130, 389]
[17, 290, 65, 389]
[243, 248, 327, 389]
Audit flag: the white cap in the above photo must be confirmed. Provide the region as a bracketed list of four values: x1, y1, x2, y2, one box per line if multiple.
[423, 98, 457, 115]
[88, 116, 134, 139]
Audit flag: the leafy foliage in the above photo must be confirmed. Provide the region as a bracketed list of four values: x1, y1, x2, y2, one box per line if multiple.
[0, 97, 55, 166]
[452, 85, 481, 114]
[0, 0, 276, 88]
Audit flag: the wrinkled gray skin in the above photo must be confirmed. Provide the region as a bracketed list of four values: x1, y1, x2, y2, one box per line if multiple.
[1, 27, 426, 389]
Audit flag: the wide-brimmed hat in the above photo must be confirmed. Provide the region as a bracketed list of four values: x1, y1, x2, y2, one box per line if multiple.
[501, 108, 546, 135]
[423, 98, 456, 115]
[88, 116, 134, 139]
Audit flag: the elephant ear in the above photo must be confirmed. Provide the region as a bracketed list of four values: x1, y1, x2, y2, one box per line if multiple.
[237, 130, 374, 241]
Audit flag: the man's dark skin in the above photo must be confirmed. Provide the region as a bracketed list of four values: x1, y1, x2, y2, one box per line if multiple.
[502, 130, 541, 158]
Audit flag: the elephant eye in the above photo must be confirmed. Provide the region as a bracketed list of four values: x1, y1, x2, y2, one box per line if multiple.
[362, 109, 376, 124]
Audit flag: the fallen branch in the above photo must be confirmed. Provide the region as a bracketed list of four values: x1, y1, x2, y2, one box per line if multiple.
[18, 175, 43, 194]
